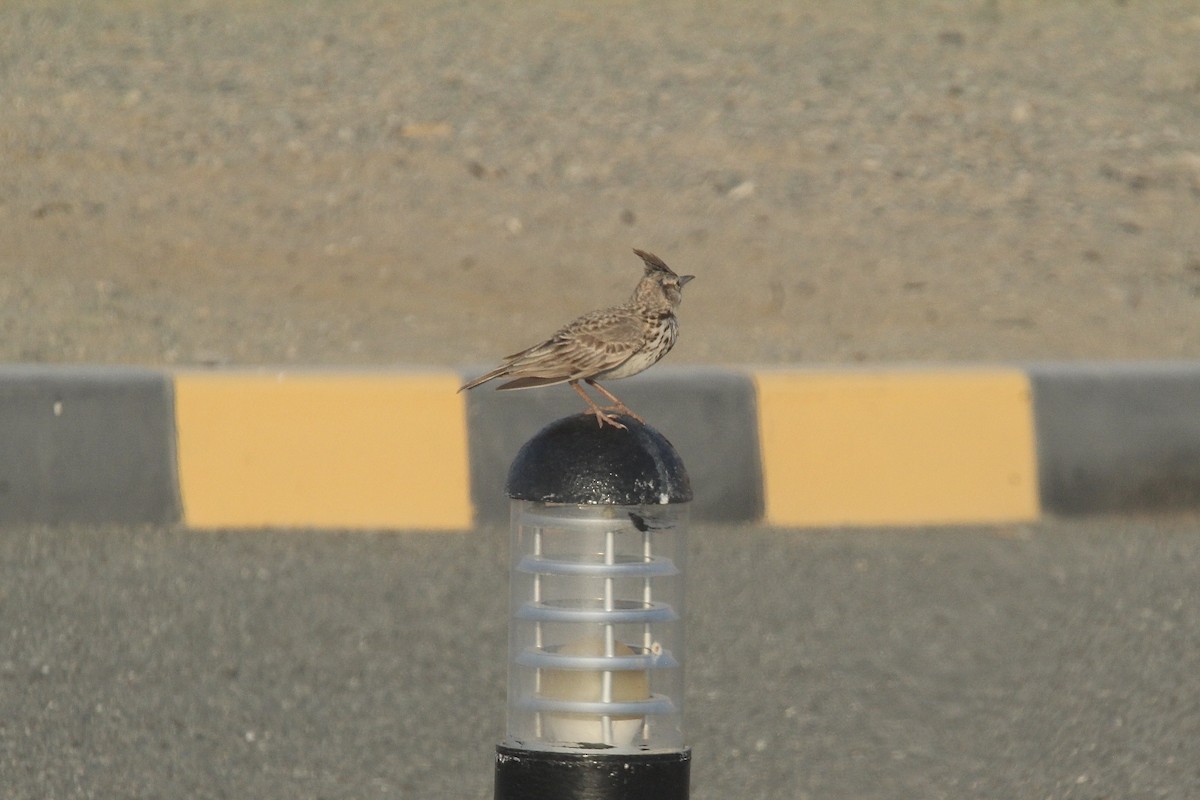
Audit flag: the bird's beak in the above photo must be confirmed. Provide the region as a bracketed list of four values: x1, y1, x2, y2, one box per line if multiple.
[679, 275, 695, 286]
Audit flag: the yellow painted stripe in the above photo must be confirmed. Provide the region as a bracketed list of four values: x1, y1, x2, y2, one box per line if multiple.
[754, 369, 1040, 527]
[174, 371, 471, 529]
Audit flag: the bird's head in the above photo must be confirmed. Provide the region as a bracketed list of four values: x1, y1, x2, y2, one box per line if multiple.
[632, 248, 694, 309]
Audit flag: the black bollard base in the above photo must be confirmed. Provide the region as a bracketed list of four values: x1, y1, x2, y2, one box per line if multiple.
[494, 745, 690, 800]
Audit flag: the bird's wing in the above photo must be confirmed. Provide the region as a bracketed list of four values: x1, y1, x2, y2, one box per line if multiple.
[487, 309, 644, 389]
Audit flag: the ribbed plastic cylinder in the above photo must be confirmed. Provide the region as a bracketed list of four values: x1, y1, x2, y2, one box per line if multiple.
[496, 413, 692, 800]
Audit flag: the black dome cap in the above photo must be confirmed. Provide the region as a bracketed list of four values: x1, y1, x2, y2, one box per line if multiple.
[506, 414, 692, 505]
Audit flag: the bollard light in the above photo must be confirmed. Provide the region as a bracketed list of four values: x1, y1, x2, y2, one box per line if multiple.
[495, 413, 692, 800]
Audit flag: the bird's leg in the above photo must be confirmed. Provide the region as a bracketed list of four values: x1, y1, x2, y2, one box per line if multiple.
[585, 380, 645, 423]
[571, 381, 627, 429]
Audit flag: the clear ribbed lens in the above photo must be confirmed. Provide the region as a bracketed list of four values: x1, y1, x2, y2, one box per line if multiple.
[506, 500, 687, 753]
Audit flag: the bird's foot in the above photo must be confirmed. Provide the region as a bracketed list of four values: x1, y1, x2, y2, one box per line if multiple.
[589, 407, 628, 430]
[600, 403, 644, 424]
[583, 380, 645, 425]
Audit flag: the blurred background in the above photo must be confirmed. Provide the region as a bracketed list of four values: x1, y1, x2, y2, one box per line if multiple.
[4, 0, 1199, 368]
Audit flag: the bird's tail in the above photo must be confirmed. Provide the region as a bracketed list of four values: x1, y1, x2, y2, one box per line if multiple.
[459, 367, 507, 393]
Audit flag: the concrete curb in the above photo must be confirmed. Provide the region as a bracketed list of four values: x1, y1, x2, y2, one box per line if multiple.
[0, 365, 179, 524]
[1029, 363, 1200, 514]
[2, 363, 1197, 529]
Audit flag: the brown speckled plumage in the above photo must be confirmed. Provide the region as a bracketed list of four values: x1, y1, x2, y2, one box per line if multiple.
[459, 249, 693, 429]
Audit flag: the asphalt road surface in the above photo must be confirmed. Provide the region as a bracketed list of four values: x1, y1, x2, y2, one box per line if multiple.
[3, 517, 1198, 799]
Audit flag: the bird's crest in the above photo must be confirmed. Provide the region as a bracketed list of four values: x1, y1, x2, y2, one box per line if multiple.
[632, 248, 676, 276]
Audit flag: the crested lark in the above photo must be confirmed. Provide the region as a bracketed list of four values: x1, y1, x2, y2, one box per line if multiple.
[459, 249, 694, 429]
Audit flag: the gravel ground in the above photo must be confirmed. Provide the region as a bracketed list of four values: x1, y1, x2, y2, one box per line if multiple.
[3, 1, 1200, 368]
